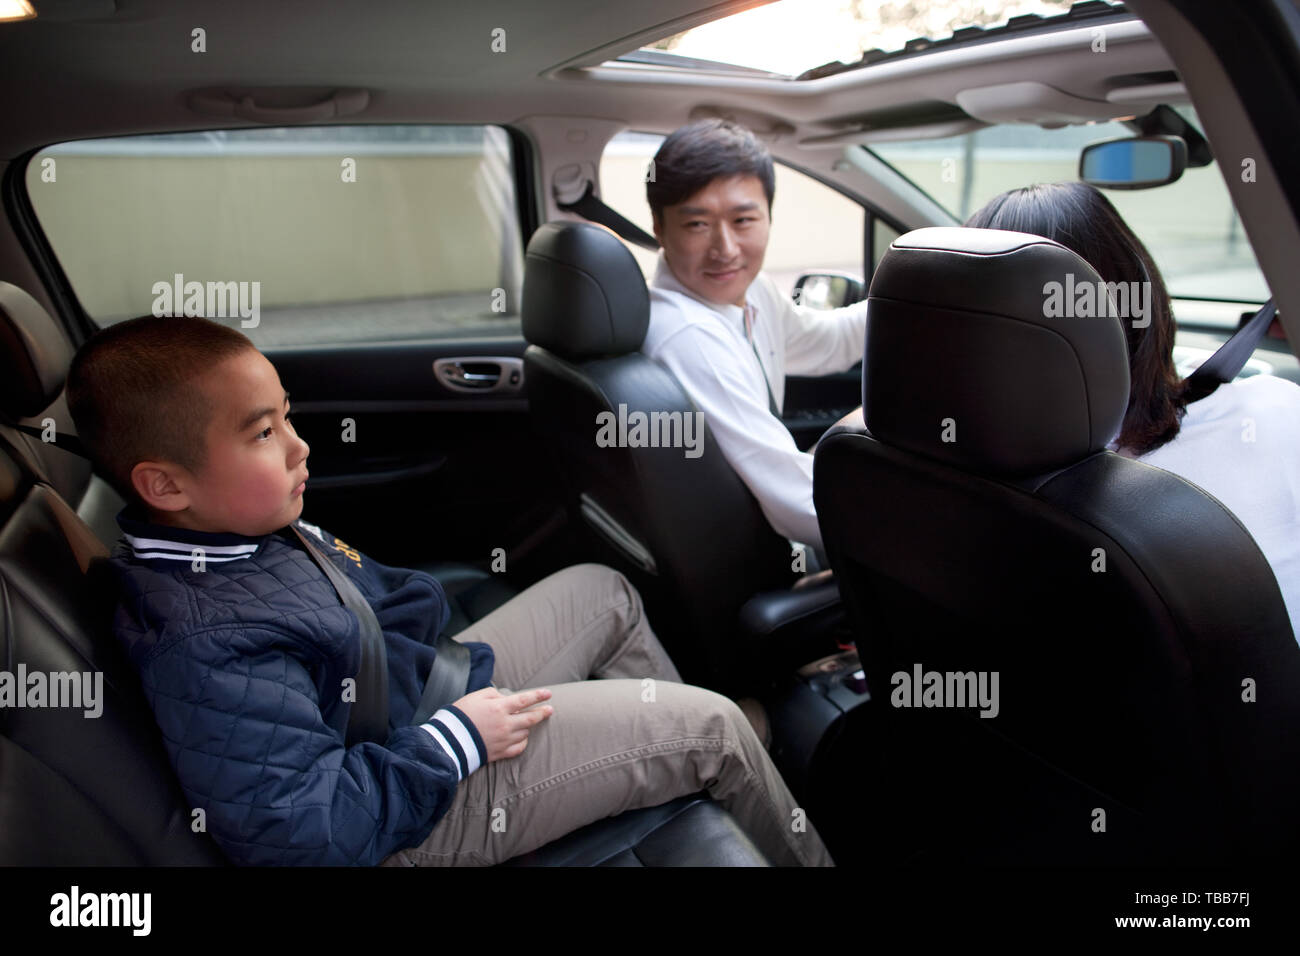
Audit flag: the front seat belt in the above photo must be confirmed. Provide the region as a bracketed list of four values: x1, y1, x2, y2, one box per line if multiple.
[1183, 297, 1277, 401]
[554, 174, 660, 251]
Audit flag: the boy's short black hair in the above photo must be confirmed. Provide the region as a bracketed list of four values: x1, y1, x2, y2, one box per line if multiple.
[646, 119, 775, 224]
[65, 316, 257, 506]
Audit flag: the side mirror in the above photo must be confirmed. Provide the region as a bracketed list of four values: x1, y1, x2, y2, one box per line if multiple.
[793, 272, 865, 310]
[1079, 135, 1188, 189]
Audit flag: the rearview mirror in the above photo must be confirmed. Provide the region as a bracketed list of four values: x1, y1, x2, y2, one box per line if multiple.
[793, 272, 865, 310]
[1079, 135, 1188, 189]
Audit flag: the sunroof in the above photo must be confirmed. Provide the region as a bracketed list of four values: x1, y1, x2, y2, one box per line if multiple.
[626, 0, 1127, 79]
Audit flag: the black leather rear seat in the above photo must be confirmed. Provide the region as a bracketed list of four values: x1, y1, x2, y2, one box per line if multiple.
[0, 438, 227, 864]
[0, 283, 768, 866]
[413, 562, 521, 637]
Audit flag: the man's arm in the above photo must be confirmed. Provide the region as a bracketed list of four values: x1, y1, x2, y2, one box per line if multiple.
[141, 624, 483, 866]
[653, 323, 824, 554]
[766, 274, 870, 377]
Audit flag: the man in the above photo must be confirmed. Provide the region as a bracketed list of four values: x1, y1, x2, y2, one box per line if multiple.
[642, 118, 871, 562]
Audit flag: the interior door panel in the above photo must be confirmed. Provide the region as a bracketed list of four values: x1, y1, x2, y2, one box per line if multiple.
[268, 338, 570, 572]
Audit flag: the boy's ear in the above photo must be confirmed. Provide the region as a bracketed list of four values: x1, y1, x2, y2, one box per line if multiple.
[130, 461, 191, 513]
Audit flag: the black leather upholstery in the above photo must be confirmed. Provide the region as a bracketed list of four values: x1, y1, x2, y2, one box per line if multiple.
[410, 561, 520, 637]
[0, 438, 229, 864]
[738, 572, 845, 669]
[0, 282, 73, 418]
[501, 793, 768, 866]
[0, 285, 769, 867]
[521, 222, 801, 690]
[814, 228, 1300, 863]
[741, 571, 841, 637]
[522, 221, 650, 359]
[0, 283, 118, 544]
[863, 227, 1130, 477]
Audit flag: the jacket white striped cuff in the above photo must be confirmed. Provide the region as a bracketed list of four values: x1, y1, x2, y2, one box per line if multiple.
[419, 707, 484, 780]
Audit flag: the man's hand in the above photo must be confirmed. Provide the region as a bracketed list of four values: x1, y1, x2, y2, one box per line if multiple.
[452, 687, 553, 762]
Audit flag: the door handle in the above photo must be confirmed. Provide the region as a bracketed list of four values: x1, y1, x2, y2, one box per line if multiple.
[433, 357, 525, 394]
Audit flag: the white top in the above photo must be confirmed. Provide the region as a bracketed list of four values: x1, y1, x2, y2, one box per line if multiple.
[643, 251, 869, 554]
[1130, 375, 1300, 641]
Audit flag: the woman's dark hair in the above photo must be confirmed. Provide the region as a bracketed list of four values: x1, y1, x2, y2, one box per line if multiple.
[646, 119, 775, 224]
[965, 181, 1188, 455]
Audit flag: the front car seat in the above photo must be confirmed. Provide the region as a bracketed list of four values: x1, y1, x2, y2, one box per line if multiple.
[522, 221, 840, 691]
[813, 227, 1300, 864]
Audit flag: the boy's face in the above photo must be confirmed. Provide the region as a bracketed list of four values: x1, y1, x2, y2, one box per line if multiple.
[653, 172, 771, 309]
[135, 349, 310, 536]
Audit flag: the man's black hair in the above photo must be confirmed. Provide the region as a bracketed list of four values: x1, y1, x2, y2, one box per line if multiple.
[647, 119, 775, 223]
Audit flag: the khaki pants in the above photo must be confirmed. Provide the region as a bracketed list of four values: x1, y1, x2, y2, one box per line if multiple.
[379, 563, 834, 866]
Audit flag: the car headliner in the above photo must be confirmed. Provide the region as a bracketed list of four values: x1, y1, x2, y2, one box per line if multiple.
[0, 0, 1174, 156]
[3, 0, 1298, 351]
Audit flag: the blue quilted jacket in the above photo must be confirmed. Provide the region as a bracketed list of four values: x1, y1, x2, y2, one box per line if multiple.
[108, 504, 496, 866]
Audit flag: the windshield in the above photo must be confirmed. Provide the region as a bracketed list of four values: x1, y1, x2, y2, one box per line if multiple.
[869, 107, 1267, 304]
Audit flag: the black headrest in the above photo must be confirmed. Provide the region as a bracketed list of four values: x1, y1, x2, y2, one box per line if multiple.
[0, 282, 73, 420]
[522, 221, 649, 360]
[864, 227, 1130, 477]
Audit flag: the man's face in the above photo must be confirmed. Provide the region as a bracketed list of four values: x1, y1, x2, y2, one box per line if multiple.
[137, 349, 310, 536]
[653, 173, 771, 308]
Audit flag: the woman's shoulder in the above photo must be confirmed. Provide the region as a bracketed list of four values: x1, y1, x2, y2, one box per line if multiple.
[1217, 374, 1300, 413]
[1137, 374, 1299, 458]
[1180, 375, 1300, 450]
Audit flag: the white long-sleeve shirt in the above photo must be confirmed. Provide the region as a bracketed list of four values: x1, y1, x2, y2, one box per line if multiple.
[643, 252, 869, 554]
[1125, 374, 1300, 642]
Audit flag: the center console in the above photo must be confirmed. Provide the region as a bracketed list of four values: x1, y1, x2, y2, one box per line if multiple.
[767, 647, 872, 798]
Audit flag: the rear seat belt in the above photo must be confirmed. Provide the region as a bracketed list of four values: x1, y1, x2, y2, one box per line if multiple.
[5, 422, 89, 459]
[288, 524, 390, 745]
[1182, 297, 1278, 402]
[555, 179, 660, 251]
[289, 523, 471, 746]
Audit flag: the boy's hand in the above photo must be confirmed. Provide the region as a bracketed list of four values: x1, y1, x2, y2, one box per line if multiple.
[452, 687, 553, 762]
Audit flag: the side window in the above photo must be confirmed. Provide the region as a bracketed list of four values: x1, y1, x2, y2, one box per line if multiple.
[598, 131, 866, 296]
[24, 125, 524, 346]
[872, 218, 901, 275]
[768, 163, 866, 300]
[597, 131, 664, 281]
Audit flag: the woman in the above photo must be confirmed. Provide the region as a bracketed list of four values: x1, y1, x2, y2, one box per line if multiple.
[966, 182, 1300, 640]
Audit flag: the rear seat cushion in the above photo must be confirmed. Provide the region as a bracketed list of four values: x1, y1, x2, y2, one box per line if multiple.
[414, 561, 519, 635]
[501, 793, 769, 866]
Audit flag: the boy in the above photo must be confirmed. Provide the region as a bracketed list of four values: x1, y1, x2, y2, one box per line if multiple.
[66, 314, 833, 866]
